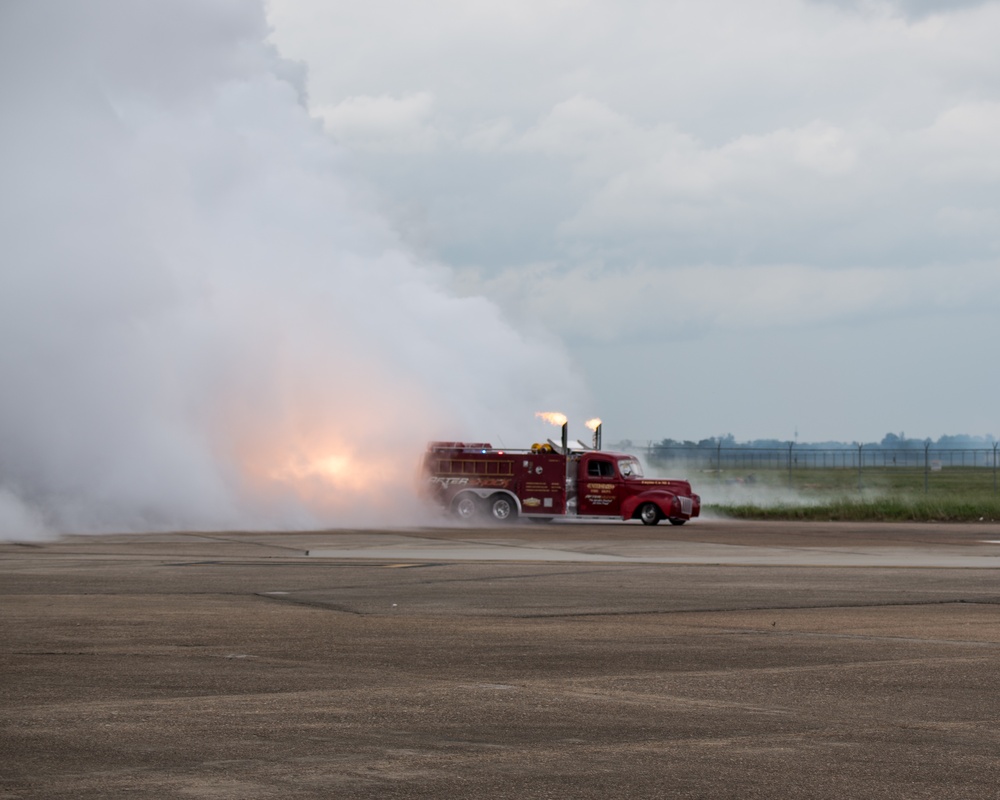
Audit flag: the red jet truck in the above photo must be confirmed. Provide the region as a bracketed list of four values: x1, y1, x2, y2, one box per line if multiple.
[422, 434, 699, 526]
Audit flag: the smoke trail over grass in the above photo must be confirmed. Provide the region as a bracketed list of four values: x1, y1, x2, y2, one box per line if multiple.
[0, 0, 586, 538]
[639, 454, 826, 515]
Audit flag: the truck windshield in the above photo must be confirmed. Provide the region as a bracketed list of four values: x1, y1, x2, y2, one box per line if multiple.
[618, 458, 644, 478]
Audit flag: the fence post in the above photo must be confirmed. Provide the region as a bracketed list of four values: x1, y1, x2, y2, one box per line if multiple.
[788, 442, 794, 489]
[924, 441, 930, 495]
[993, 442, 1000, 494]
[858, 443, 863, 493]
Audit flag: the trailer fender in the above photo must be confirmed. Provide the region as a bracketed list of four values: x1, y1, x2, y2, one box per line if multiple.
[621, 491, 677, 523]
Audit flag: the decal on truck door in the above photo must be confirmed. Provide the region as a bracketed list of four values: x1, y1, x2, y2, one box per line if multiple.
[579, 458, 622, 516]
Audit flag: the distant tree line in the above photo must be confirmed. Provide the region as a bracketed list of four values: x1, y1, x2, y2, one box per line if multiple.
[650, 432, 998, 451]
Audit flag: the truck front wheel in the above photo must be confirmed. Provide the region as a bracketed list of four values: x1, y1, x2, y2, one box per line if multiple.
[487, 494, 517, 523]
[668, 517, 687, 526]
[639, 502, 661, 526]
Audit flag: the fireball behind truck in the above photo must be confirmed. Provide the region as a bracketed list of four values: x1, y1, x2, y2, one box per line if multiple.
[422, 423, 700, 525]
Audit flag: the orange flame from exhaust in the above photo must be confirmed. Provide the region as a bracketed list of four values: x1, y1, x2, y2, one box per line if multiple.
[585, 417, 602, 431]
[535, 411, 567, 427]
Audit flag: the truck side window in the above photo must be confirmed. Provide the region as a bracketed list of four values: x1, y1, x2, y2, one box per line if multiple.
[589, 460, 614, 478]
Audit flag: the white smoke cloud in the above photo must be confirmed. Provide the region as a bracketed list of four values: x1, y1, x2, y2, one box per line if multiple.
[0, 0, 588, 540]
[0, 488, 53, 542]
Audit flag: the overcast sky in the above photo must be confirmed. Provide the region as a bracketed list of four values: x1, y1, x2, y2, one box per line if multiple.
[267, 0, 1000, 444]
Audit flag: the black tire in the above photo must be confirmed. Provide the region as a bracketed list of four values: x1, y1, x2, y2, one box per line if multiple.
[487, 494, 517, 523]
[639, 502, 661, 526]
[668, 517, 687, 526]
[452, 493, 481, 521]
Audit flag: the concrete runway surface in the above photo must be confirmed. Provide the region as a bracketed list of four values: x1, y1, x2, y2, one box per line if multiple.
[3, 520, 1000, 799]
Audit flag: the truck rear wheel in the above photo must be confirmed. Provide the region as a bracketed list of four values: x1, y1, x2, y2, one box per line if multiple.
[487, 494, 517, 523]
[639, 502, 661, 526]
[452, 494, 481, 521]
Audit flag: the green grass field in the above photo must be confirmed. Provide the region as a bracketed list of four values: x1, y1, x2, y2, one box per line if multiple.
[697, 466, 1000, 522]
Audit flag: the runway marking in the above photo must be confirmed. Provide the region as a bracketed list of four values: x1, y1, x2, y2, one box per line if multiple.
[306, 545, 1000, 568]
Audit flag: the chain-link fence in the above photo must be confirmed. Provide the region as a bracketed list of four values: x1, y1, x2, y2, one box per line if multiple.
[645, 443, 1000, 494]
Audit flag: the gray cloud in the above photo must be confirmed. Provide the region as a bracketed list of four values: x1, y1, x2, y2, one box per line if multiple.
[275, 0, 1000, 271]
[808, 0, 995, 19]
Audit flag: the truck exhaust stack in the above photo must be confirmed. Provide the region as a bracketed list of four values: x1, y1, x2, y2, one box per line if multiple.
[585, 418, 603, 451]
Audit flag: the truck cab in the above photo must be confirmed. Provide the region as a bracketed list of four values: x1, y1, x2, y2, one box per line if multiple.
[575, 451, 699, 525]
